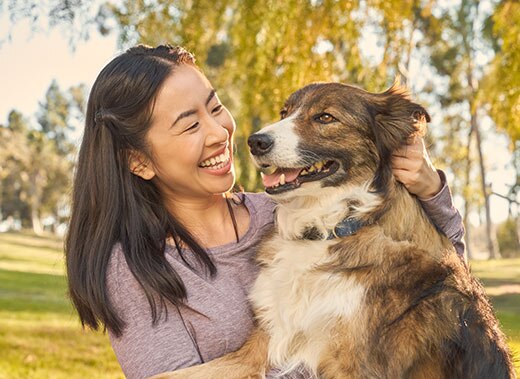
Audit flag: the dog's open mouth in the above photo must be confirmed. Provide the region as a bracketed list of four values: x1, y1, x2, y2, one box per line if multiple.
[260, 160, 339, 194]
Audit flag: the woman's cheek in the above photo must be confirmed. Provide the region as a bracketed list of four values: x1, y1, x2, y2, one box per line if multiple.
[223, 109, 236, 135]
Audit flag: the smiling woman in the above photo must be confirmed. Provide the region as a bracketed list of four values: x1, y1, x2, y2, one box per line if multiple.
[129, 65, 236, 202]
[64, 44, 275, 379]
[64, 44, 466, 379]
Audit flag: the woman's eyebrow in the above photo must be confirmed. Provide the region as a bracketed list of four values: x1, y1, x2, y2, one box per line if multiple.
[170, 89, 216, 129]
[206, 89, 216, 106]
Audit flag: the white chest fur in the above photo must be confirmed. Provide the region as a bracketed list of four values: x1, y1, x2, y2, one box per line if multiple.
[250, 235, 366, 373]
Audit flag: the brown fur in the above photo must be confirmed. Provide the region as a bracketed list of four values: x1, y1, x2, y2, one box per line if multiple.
[152, 83, 515, 379]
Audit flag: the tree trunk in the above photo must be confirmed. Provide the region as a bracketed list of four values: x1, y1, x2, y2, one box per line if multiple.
[31, 208, 43, 235]
[463, 207, 473, 260]
[513, 146, 520, 251]
[29, 169, 46, 236]
[516, 215, 520, 251]
[472, 110, 500, 259]
[463, 126, 474, 260]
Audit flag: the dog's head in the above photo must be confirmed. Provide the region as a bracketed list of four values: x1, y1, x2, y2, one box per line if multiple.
[248, 82, 429, 216]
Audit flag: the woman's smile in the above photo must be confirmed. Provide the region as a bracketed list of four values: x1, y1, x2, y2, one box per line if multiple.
[199, 146, 233, 175]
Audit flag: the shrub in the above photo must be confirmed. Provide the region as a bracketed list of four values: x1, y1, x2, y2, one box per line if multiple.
[497, 218, 520, 258]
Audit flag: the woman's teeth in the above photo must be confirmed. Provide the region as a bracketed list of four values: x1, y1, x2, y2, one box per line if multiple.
[199, 149, 231, 169]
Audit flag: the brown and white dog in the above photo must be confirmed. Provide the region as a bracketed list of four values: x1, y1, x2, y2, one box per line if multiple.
[154, 83, 515, 378]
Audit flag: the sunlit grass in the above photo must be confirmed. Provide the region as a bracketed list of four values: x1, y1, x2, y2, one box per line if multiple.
[0, 231, 123, 379]
[470, 258, 520, 374]
[0, 231, 518, 377]
[0, 231, 64, 275]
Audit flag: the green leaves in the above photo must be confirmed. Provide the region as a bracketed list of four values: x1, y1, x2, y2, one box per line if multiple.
[481, 0, 520, 143]
[2, 0, 519, 239]
[109, 0, 420, 190]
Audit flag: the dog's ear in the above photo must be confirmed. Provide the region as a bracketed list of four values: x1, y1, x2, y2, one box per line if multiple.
[371, 83, 430, 159]
[369, 83, 430, 193]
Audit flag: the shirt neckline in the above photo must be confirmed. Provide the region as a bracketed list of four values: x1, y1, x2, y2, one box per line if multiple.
[206, 193, 258, 253]
[166, 193, 260, 255]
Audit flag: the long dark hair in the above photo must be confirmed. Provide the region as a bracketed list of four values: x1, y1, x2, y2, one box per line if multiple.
[65, 44, 216, 337]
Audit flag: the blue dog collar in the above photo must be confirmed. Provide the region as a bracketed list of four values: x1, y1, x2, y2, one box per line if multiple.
[327, 218, 364, 239]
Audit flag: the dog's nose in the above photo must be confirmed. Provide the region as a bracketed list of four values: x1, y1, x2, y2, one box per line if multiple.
[248, 133, 274, 156]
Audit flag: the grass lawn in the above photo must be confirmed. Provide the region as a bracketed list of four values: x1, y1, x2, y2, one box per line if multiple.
[469, 258, 520, 364]
[0, 232, 123, 379]
[0, 231, 519, 378]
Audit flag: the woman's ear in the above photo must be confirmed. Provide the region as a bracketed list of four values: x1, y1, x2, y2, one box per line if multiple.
[128, 151, 156, 180]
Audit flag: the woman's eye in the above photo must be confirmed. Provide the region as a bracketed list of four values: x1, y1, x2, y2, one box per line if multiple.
[185, 122, 199, 132]
[212, 104, 223, 114]
[314, 113, 337, 124]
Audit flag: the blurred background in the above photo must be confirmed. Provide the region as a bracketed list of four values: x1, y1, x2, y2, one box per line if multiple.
[0, 0, 518, 378]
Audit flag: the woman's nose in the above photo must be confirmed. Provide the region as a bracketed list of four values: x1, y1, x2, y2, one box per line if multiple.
[205, 116, 230, 145]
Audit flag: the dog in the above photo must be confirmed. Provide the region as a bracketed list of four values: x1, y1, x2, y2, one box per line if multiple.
[153, 82, 515, 378]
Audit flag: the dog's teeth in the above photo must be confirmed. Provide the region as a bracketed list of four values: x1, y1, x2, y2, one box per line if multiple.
[309, 166, 316, 172]
[315, 161, 324, 170]
[301, 169, 308, 176]
[280, 173, 286, 185]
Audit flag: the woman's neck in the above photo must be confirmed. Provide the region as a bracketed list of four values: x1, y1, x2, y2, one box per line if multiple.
[165, 193, 248, 248]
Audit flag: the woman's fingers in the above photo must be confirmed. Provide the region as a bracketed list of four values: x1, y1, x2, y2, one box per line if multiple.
[391, 137, 441, 199]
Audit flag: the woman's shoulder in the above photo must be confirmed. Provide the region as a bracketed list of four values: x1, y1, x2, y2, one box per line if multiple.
[241, 192, 276, 224]
[242, 191, 275, 211]
[106, 243, 139, 297]
[107, 243, 126, 278]
[105, 243, 153, 320]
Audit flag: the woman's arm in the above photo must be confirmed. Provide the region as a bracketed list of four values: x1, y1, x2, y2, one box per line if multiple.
[391, 137, 465, 257]
[106, 247, 203, 379]
[107, 245, 310, 379]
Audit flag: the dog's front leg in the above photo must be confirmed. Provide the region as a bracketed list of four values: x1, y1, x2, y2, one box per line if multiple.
[149, 328, 271, 379]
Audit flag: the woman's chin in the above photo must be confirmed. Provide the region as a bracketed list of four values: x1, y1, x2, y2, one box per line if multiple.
[209, 172, 236, 195]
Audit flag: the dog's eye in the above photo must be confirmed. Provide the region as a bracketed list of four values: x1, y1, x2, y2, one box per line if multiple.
[314, 113, 337, 124]
[280, 109, 288, 119]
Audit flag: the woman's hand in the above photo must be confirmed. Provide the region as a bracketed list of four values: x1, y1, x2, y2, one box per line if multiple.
[391, 137, 442, 200]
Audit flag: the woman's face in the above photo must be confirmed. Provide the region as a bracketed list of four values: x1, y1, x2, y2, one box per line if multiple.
[135, 64, 236, 202]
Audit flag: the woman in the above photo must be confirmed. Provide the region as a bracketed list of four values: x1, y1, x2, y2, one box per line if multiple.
[65, 44, 464, 379]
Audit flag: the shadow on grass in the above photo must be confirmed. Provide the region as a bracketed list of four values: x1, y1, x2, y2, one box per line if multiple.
[0, 240, 64, 255]
[0, 253, 27, 262]
[478, 277, 520, 288]
[0, 268, 71, 314]
[0, 231, 63, 252]
[489, 292, 520, 316]
[0, 253, 61, 265]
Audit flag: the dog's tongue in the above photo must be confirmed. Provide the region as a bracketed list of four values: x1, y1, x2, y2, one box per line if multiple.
[262, 168, 302, 187]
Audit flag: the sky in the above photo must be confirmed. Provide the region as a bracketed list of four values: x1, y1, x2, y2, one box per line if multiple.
[0, 18, 119, 123]
[0, 15, 515, 226]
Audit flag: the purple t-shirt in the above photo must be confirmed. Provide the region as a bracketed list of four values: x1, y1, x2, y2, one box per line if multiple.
[107, 183, 464, 378]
